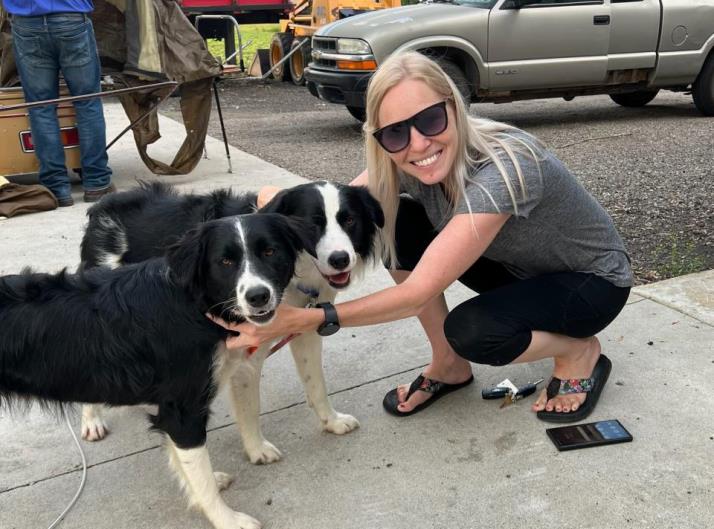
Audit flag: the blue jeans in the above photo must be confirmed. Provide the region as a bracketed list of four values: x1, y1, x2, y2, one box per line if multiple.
[11, 13, 112, 200]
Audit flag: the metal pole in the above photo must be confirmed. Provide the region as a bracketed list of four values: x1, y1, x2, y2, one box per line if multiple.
[104, 83, 178, 151]
[195, 15, 245, 72]
[212, 78, 233, 174]
[0, 81, 178, 112]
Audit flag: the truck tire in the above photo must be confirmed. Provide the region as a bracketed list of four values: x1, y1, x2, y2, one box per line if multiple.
[270, 32, 294, 82]
[610, 90, 659, 107]
[436, 59, 471, 105]
[346, 105, 366, 122]
[289, 39, 311, 86]
[692, 54, 714, 116]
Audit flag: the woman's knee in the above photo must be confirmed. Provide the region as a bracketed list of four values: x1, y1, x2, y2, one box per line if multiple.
[444, 305, 531, 366]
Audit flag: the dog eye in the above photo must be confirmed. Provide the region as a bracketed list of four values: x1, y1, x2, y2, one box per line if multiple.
[263, 248, 275, 257]
[344, 216, 355, 227]
[220, 258, 234, 267]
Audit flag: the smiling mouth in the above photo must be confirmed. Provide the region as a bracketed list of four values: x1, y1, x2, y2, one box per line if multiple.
[412, 150, 441, 168]
[323, 271, 351, 289]
[247, 310, 276, 325]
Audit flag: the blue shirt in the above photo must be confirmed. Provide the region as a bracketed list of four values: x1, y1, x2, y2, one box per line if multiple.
[2, 1, 94, 16]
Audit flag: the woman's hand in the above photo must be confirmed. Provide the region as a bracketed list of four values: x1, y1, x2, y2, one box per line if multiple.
[207, 303, 319, 351]
[257, 186, 282, 209]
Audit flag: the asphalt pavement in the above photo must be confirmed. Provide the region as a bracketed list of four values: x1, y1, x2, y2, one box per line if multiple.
[163, 82, 713, 285]
[0, 103, 712, 529]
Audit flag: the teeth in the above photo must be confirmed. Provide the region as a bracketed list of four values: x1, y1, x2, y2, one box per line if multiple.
[413, 152, 439, 167]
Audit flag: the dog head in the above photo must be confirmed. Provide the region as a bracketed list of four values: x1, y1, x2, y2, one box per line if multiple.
[166, 214, 315, 325]
[261, 182, 384, 289]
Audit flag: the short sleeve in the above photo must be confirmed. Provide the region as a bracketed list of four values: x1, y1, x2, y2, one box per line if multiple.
[456, 151, 544, 218]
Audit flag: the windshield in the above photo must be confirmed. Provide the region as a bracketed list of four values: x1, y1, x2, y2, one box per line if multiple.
[418, 0, 497, 7]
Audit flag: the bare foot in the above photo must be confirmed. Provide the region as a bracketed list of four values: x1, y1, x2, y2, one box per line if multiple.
[395, 357, 472, 413]
[532, 336, 601, 415]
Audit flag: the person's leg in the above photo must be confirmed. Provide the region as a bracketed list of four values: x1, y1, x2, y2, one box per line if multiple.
[517, 332, 601, 414]
[11, 17, 71, 202]
[386, 197, 517, 413]
[51, 14, 112, 194]
[391, 269, 472, 413]
[444, 272, 630, 418]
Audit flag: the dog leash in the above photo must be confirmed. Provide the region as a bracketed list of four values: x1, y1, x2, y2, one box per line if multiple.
[246, 330, 299, 357]
[46, 409, 88, 529]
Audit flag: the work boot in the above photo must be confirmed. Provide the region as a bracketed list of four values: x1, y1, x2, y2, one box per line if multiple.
[84, 184, 117, 203]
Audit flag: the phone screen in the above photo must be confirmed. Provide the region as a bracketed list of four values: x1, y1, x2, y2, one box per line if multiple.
[546, 420, 633, 451]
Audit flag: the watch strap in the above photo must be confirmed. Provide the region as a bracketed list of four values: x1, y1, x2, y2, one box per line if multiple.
[315, 302, 340, 336]
[316, 302, 338, 326]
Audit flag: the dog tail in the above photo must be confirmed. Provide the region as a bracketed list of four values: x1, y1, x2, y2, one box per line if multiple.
[0, 268, 83, 305]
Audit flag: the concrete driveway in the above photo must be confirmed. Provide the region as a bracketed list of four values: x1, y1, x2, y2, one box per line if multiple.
[0, 103, 712, 529]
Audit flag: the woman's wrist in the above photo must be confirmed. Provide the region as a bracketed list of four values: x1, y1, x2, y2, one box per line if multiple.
[305, 307, 326, 333]
[282, 305, 325, 334]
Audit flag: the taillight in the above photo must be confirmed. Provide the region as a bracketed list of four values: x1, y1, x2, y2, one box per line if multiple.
[19, 127, 80, 153]
[20, 131, 33, 152]
[61, 127, 79, 147]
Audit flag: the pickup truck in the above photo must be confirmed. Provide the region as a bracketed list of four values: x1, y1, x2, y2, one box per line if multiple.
[304, 0, 714, 121]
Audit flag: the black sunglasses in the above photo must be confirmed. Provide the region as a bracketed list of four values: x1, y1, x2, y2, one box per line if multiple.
[373, 100, 449, 153]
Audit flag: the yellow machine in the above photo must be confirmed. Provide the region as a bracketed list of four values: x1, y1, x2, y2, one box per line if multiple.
[270, 0, 400, 85]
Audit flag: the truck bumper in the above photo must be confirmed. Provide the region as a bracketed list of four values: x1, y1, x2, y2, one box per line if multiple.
[304, 67, 373, 108]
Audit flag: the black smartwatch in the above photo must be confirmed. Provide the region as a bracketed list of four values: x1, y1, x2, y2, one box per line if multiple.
[315, 302, 340, 336]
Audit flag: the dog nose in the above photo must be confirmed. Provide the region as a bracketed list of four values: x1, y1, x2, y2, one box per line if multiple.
[246, 286, 271, 308]
[328, 251, 350, 271]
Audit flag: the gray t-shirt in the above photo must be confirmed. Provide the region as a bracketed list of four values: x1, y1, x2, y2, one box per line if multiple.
[399, 139, 633, 287]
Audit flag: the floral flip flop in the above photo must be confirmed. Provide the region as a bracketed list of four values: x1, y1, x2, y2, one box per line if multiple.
[382, 373, 474, 417]
[536, 354, 612, 423]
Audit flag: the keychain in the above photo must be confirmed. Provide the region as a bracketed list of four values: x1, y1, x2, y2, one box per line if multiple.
[481, 378, 544, 408]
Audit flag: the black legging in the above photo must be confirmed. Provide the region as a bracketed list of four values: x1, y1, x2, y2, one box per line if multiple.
[392, 197, 630, 366]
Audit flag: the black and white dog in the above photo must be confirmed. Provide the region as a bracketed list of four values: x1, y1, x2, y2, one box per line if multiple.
[0, 213, 315, 529]
[79, 181, 384, 465]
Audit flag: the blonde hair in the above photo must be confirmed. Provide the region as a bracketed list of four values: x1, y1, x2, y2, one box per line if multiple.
[364, 52, 543, 267]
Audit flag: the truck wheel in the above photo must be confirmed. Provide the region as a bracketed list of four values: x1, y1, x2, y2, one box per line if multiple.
[610, 90, 659, 107]
[289, 39, 311, 86]
[270, 32, 294, 82]
[692, 54, 714, 116]
[346, 105, 366, 122]
[436, 59, 471, 105]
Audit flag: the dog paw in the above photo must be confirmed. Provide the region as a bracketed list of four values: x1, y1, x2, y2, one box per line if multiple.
[323, 412, 360, 435]
[228, 511, 262, 529]
[81, 415, 109, 442]
[214, 472, 234, 491]
[245, 440, 282, 465]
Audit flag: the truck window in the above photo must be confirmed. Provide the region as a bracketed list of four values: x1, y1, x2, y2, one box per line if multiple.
[516, 0, 605, 6]
[456, 0, 498, 7]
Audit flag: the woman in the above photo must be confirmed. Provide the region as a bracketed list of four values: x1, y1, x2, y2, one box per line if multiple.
[214, 52, 633, 422]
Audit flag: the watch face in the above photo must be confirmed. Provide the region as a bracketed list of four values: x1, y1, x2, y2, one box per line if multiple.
[318, 322, 340, 336]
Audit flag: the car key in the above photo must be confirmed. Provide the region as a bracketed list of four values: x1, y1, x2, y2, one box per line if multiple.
[482, 378, 543, 400]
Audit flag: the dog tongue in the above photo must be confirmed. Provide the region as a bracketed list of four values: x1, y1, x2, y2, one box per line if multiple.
[329, 272, 350, 285]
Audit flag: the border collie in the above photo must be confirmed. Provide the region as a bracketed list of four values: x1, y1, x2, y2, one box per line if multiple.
[79, 181, 384, 466]
[0, 214, 314, 529]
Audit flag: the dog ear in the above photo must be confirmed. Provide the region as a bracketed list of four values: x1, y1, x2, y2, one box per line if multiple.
[354, 186, 385, 229]
[166, 224, 209, 289]
[271, 214, 318, 258]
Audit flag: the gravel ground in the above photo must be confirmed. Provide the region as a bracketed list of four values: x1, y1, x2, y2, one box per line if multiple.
[162, 79, 713, 285]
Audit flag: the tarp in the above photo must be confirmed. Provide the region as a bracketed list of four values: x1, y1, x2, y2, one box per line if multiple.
[0, 0, 222, 175]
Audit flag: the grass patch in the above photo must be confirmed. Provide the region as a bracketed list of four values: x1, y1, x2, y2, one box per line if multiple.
[654, 235, 707, 278]
[206, 24, 279, 69]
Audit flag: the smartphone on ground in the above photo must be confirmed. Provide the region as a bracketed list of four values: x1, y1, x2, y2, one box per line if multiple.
[546, 419, 633, 451]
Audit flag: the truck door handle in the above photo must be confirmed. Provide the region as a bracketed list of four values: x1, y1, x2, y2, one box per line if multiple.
[593, 15, 610, 25]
